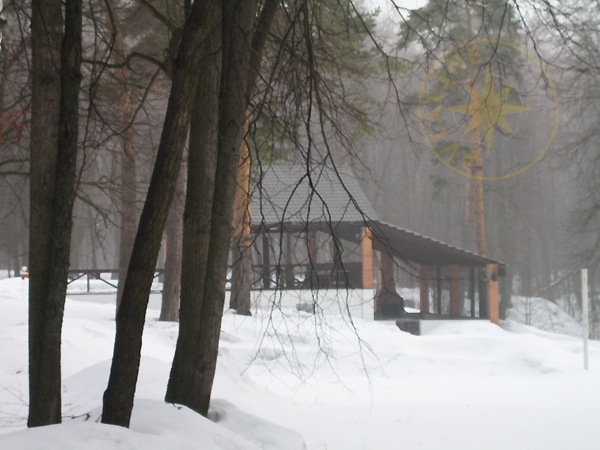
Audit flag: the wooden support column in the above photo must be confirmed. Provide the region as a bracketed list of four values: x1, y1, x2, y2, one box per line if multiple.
[419, 265, 430, 313]
[449, 264, 461, 317]
[361, 227, 373, 289]
[487, 263, 500, 325]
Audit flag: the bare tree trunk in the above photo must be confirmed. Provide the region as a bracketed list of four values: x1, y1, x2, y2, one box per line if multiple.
[166, 0, 277, 414]
[190, 0, 257, 414]
[465, 7, 487, 257]
[101, 0, 220, 428]
[471, 134, 486, 256]
[165, 0, 256, 417]
[104, 0, 137, 309]
[164, 5, 222, 410]
[230, 130, 252, 315]
[228, 0, 279, 314]
[160, 159, 186, 321]
[29, 0, 82, 427]
[461, 176, 471, 249]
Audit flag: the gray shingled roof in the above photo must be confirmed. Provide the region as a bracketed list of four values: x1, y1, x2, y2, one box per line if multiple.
[250, 162, 504, 268]
[250, 162, 377, 225]
[369, 221, 504, 267]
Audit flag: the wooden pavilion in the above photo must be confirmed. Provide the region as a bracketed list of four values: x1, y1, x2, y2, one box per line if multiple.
[245, 162, 505, 330]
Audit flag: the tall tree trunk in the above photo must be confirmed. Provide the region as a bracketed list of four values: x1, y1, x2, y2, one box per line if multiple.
[29, 0, 82, 427]
[230, 129, 252, 315]
[160, 158, 186, 321]
[190, 0, 256, 414]
[164, 10, 221, 408]
[460, 176, 471, 249]
[101, 0, 220, 428]
[165, 0, 256, 417]
[104, 0, 137, 309]
[464, 6, 487, 257]
[166, 0, 277, 413]
[228, 0, 278, 313]
[471, 129, 486, 256]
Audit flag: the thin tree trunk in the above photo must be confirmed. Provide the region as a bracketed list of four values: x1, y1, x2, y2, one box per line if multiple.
[461, 176, 471, 249]
[160, 158, 186, 321]
[465, 6, 487, 257]
[104, 0, 137, 309]
[230, 128, 252, 315]
[101, 0, 220, 428]
[229, 0, 278, 313]
[29, 0, 82, 427]
[471, 130, 486, 256]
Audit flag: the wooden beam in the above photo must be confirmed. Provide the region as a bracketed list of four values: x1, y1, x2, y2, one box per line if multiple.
[487, 263, 500, 324]
[419, 265, 430, 313]
[450, 264, 461, 316]
[361, 227, 373, 289]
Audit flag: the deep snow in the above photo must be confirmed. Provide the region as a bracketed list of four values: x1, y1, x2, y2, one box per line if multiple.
[1, 277, 600, 449]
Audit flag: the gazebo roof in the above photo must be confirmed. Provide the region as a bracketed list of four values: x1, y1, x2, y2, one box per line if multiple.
[368, 220, 503, 267]
[250, 161, 504, 268]
[250, 162, 377, 225]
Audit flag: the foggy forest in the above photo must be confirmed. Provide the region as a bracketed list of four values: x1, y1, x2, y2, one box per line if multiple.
[1, 0, 600, 447]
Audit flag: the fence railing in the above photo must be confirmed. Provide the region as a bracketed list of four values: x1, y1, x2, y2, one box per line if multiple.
[67, 269, 165, 293]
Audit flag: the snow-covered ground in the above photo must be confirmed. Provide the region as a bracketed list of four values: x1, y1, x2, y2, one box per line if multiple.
[507, 295, 583, 337]
[1, 277, 600, 449]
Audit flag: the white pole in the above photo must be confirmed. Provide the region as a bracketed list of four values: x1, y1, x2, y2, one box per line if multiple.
[582, 268, 589, 370]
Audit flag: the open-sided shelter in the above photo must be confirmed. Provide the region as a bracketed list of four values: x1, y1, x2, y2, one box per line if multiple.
[246, 162, 505, 331]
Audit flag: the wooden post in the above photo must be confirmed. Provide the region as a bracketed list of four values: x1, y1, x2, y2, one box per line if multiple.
[419, 265, 430, 313]
[361, 227, 373, 289]
[487, 264, 500, 324]
[450, 264, 461, 317]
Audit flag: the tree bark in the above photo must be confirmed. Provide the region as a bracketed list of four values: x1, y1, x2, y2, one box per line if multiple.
[164, 5, 222, 409]
[229, 0, 278, 313]
[160, 158, 186, 321]
[465, 6, 487, 257]
[105, 0, 138, 310]
[230, 128, 252, 315]
[165, 0, 256, 416]
[101, 0, 220, 428]
[29, 0, 82, 427]
[191, 0, 256, 415]
[166, 0, 278, 414]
